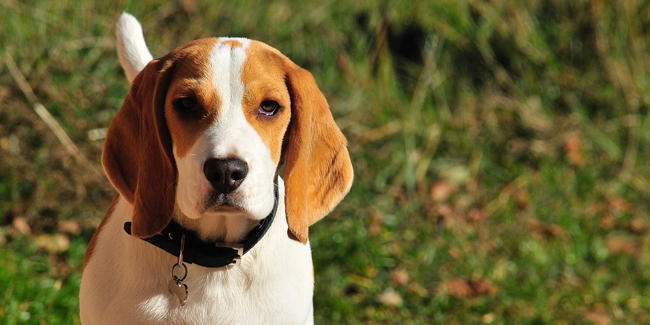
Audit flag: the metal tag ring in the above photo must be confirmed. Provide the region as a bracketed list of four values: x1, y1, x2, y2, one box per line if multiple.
[172, 263, 188, 282]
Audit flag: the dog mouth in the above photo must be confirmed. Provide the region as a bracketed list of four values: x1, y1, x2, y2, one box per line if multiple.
[199, 191, 246, 214]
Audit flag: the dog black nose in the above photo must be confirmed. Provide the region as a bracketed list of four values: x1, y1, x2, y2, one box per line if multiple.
[203, 158, 248, 194]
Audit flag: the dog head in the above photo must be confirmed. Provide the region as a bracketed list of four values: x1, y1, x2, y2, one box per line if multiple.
[103, 37, 353, 243]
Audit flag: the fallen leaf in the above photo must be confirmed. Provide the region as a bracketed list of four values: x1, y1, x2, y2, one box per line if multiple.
[180, 0, 198, 14]
[587, 202, 607, 216]
[608, 197, 629, 214]
[0, 134, 20, 155]
[430, 181, 457, 202]
[437, 204, 455, 220]
[391, 268, 409, 286]
[605, 236, 639, 256]
[441, 279, 472, 298]
[465, 208, 487, 223]
[482, 313, 495, 324]
[585, 310, 610, 325]
[628, 218, 647, 234]
[565, 134, 584, 167]
[473, 278, 498, 297]
[12, 217, 31, 235]
[0, 137, 8, 151]
[448, 246, 463, 259]
[369, 210, 383, 236]
[407, 282, 428, 297]
[465, 179, 478, 194]
[599, 215, 615, 230]
[58, 220, 81, 235]
[376, 288, 403, 307]
[526, 219, 565, 240]
[439, 278, 497, 299]
[34, 234, 70, 254]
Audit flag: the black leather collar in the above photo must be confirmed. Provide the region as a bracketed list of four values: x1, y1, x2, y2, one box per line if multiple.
[123, 184, 279, 268]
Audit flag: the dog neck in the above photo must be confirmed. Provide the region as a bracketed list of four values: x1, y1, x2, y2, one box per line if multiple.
[117, 180, 284, 269]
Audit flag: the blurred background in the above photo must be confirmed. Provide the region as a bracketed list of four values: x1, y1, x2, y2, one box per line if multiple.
[2, 0, 650, 323]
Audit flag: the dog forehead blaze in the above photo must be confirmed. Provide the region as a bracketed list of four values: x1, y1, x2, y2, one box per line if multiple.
[166, 39, 290, 162]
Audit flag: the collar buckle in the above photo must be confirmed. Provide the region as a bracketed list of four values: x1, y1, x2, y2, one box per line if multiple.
[215, 243, 244, 265]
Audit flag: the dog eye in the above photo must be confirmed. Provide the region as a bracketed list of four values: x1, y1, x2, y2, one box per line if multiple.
[174, 97, 198, 113]
[259, 101, 279, 116]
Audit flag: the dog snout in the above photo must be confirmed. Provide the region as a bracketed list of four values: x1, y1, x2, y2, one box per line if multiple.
[203, 158, 249, 194]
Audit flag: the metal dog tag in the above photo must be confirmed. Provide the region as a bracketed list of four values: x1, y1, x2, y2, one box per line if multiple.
[168, 279, 188, 306]
[168, 234, 188, 306]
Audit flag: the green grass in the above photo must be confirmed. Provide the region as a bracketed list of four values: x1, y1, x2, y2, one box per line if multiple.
[0, 236, 85, 324]
[2, 0, 650, 324]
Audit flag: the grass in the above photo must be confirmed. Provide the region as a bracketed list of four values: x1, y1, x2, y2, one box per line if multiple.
[2, 0, 650, 324]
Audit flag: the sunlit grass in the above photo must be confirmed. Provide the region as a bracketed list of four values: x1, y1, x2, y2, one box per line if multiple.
[1, 1, 650, 324]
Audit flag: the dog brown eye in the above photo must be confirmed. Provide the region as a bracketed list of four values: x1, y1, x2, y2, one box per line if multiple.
[175, 97, 198, 113]
[259, 101, 279, 116]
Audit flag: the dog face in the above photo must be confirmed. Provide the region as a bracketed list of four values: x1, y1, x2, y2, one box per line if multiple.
[102, 37, 353, 243]
[169, 39, 291, 226]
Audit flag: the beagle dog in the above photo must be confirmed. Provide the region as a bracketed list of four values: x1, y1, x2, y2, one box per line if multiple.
[79, 13, 353, 324]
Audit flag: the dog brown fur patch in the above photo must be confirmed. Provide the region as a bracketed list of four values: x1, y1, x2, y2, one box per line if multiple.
[165, 38, 221, 158]
[240, 42, 292, 163]
[103, 57, 177, 238]
[222, 39, 243, 48]
[281, 60, 354, 243]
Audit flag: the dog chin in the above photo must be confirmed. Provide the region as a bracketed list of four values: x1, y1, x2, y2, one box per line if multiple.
[201, 191, 242, 211]
[176, 202, 250, 221]
[176, 190, 273, 222]
[203, 203, 247, 215]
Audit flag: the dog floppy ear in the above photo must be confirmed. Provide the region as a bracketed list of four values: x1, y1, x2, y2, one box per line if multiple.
[102, 58, 176, 238]
[283, 64, 354, 244]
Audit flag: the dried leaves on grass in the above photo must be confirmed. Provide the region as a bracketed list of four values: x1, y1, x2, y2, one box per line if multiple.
[438, 278, 498, 299]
